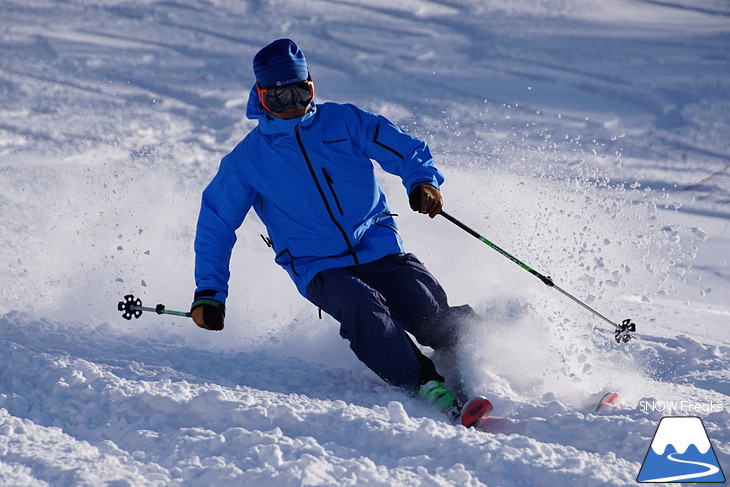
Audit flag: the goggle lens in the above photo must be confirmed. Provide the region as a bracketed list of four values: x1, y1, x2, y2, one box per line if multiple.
[259, 81, 314, 113]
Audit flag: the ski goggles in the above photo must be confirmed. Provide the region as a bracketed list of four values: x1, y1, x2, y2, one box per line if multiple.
[257, 80, 314, 113]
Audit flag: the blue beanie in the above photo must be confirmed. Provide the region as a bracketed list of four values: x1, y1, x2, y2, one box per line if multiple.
[253, 39, 309, 88]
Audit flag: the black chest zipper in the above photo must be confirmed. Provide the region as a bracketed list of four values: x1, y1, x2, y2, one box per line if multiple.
[295, 125, 359, 265]
[321, 167, 344, 216]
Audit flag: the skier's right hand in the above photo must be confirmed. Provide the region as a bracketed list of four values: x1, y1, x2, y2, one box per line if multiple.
[191, 291, 226, 331]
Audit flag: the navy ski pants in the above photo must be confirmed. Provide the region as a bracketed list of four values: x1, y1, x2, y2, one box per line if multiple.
[306, 253, 475, 392]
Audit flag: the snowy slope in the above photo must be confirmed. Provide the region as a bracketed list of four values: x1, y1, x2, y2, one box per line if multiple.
[1, 0, 729, 485]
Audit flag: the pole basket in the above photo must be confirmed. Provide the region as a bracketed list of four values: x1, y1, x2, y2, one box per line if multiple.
[614, 319, 637, 343]
[118, 294, 143, 320]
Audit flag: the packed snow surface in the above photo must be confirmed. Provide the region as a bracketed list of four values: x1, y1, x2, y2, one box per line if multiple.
[1, 0, 729, 485]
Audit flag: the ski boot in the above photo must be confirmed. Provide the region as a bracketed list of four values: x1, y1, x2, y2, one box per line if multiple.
[419, 380, 493, 427]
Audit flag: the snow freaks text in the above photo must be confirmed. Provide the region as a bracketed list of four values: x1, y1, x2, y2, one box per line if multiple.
[639, 400, 724, 414]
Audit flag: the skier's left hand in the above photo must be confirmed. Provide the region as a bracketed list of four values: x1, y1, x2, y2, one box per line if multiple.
[191, 303, 225, 330]
[409, 184, 443, 218]
[190, 292, 226, 331]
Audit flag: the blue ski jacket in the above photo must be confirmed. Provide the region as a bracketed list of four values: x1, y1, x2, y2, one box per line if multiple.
[194, 86, 445, 303]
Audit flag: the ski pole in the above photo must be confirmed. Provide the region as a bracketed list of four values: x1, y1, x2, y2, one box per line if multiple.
[117, 294, 191, 320]
[438, 210, 636, 343]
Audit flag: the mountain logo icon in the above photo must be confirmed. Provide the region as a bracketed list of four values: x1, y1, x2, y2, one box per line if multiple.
[637, 416, 726, 483]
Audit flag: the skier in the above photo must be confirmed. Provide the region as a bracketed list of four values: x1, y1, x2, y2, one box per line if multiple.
[191, 38, 483, 424]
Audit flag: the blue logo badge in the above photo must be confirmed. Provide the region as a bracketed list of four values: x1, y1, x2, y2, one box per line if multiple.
[637, 416, 725, 483]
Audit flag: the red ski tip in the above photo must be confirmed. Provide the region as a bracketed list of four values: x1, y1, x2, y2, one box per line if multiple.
[595, 392, 619, 412]
[461, 396, 493, 427]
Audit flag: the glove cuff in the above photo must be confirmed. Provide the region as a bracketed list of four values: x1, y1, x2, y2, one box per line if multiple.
[408, 185, 423, 212]
[191, 295, 226, 316]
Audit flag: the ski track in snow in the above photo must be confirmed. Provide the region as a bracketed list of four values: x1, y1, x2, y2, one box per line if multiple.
[1, 0, 729, 485]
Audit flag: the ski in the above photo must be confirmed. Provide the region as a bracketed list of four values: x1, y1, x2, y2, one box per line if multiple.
[595, 392, 619, 413]
[461, 396, 494, 427]
[470, 393, 617, 434]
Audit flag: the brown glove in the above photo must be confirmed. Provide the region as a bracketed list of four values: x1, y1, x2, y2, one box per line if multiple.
[409, 184, 443, 218]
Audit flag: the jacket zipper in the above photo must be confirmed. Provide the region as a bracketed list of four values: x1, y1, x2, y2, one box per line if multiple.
[321, 167, 344, 216]
[295, 125, 358, 265]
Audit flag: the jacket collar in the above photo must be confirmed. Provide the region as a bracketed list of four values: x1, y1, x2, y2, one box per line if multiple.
[245, 84, 316, 135]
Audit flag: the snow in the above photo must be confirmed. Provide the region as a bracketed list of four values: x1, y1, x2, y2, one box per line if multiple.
[1, 0, 729, 485]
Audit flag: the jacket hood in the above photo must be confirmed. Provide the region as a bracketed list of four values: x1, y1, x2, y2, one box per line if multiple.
[245, 84, 316, 135]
